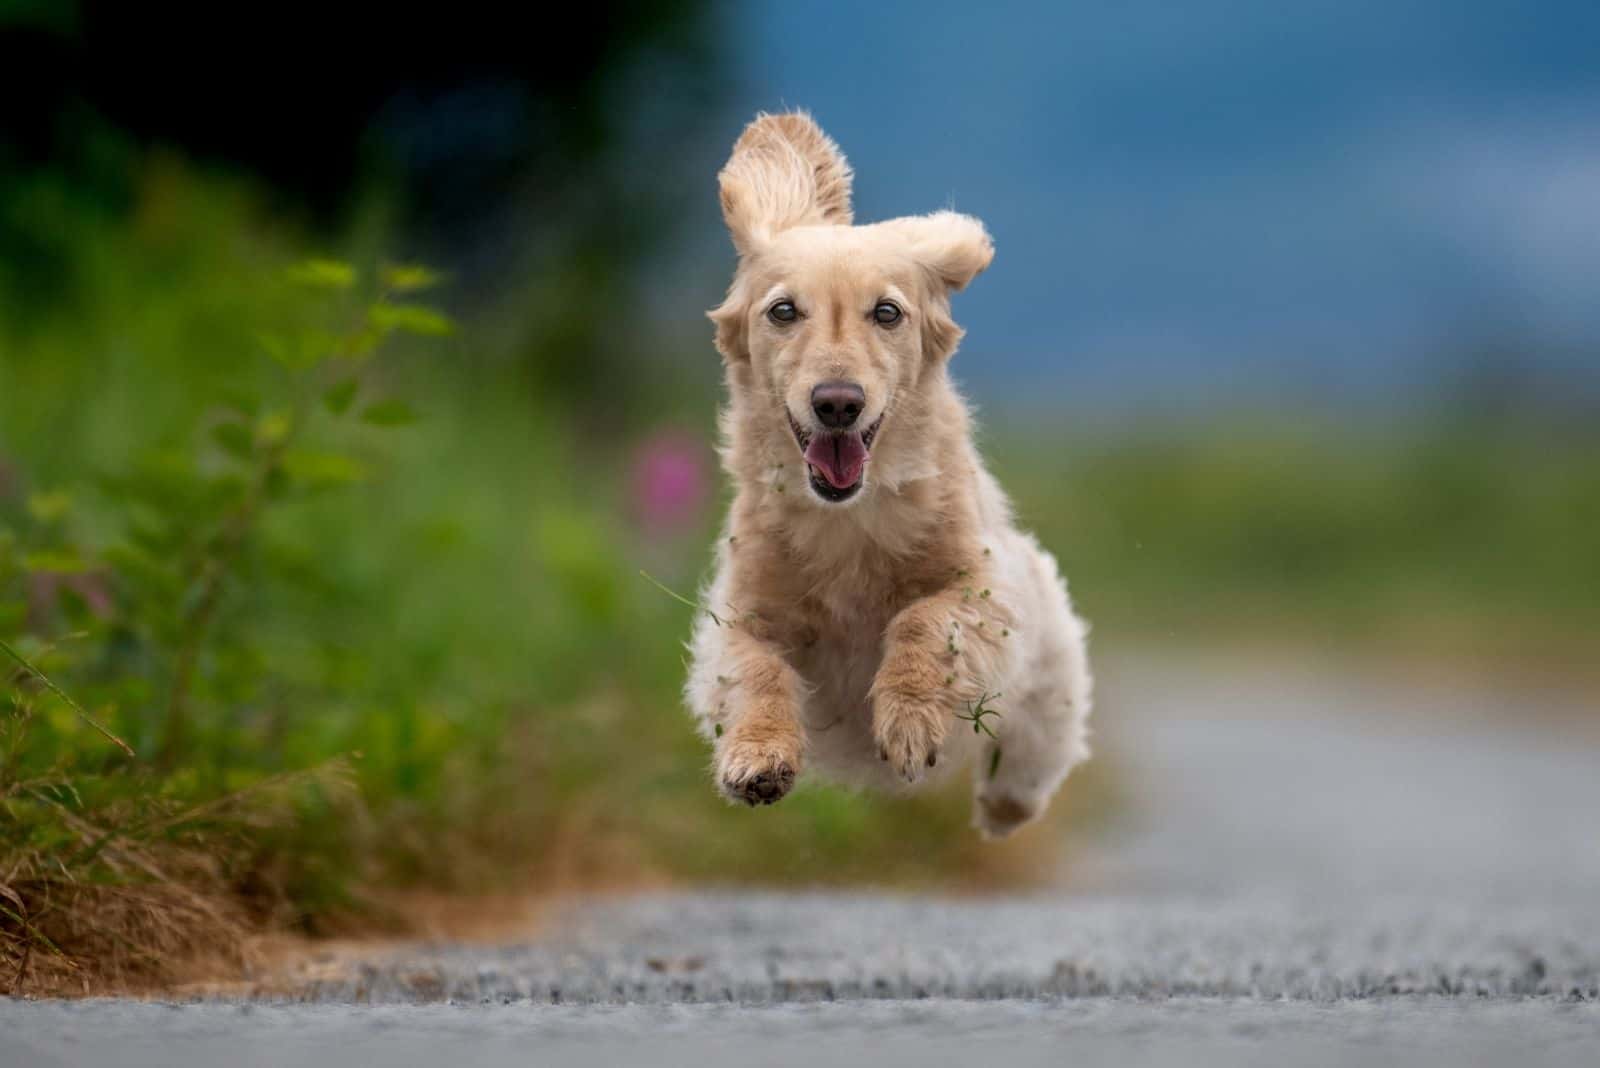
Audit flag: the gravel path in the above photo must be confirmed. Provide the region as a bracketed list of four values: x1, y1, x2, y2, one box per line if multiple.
[8, 998, 1600, 1067]
[5, 654, 1599, 1064]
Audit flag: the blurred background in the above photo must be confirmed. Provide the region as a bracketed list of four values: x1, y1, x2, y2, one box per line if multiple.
[1, 0, 1596, 993]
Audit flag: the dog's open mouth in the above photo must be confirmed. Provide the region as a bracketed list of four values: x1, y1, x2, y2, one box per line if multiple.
[787, 411, 882, 502]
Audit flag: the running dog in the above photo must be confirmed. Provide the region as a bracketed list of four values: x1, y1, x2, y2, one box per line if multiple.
[684, 112, 1092, 838]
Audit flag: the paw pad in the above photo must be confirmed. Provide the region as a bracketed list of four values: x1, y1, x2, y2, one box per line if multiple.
[725, 763, 795, 806]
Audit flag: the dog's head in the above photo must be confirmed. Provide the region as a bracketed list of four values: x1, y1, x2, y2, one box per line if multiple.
[709, 112, 992, 507]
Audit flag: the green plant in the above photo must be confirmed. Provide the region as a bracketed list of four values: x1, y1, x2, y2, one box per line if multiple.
[0, 256, 449, 991]
[954, 692, 1003, 740]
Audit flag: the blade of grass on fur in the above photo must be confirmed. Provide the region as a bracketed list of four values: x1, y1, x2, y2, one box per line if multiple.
[0, 638, 135, 756]
[638, 570, 726, 627]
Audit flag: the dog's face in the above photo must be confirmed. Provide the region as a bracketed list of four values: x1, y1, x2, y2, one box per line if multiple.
[710, 114, 992, 506]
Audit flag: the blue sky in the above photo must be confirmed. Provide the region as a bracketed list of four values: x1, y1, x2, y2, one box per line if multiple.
[719, 1, 1600, 412]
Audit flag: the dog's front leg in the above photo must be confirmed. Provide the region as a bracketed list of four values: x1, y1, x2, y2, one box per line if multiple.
[688, 619, 806, 807]
[870, 584, 1012, 783]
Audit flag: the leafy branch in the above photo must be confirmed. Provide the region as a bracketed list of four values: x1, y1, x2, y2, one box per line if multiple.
[158, 260, 451, 765]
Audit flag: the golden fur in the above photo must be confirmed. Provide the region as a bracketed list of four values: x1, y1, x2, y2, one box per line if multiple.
[685, 111, 1092, 837]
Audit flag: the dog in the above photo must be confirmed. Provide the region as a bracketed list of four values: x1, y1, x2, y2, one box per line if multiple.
[683, 112, 1092, 839]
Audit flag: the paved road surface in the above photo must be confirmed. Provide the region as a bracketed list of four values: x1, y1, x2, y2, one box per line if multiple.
[5, 654, 1598, 1065]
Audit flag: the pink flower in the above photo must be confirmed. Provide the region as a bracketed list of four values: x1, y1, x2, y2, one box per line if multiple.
[630, 430, 710, 533]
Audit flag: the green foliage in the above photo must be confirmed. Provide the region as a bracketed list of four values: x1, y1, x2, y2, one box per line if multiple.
[358, 400, 420, 427]
[367, 303, 455, 338]
[0, 236, 454, 987]
[323, 380, 359, 416]
[284, 259, 356, 290]
[997, 424, 1600, 662]
[379, 264, 445, 293]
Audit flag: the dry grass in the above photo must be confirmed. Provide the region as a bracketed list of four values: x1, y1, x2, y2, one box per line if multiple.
[1, 703, 359, 997]
[1, 743, 1119, 997]
[1, 629, 1119, 998]
[3, 862, 254, 997]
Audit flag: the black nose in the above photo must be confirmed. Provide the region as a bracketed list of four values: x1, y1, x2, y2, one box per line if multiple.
[811, 381, 865, 429]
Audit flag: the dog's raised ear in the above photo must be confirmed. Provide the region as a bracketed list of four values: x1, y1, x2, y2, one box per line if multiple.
[880, 211, 995, 359]
[709, 112, 852, 360]
[718, 111, 853, 257]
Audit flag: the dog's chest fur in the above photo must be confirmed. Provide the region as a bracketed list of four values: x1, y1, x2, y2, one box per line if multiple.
[737, 488, 964, 727]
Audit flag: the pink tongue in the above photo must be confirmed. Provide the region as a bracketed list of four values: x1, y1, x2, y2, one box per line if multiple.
[804, 432, 868, 489]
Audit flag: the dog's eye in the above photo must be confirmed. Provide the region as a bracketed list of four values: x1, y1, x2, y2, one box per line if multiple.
[873, 301, 903, 326]
[767, 301, 799, 324]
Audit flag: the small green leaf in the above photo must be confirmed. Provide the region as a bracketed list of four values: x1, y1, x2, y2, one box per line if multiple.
[301, 328, 343, 367]
[324, 380, 359, 415]
[101, 543, 176, 595]
[714, 723, 724, 738]
[264, 467, 291, 499]
[381, 264, 444, 293]
[281, 451, 368, 489]
[339, 324, 386, 360]
[211, 422, 254, 459]
[218, 388, 261, 417]
[368, 303, 455, 337]
[125, 512, 177, 554]
[259, 332, 320, 370]
[23, 550, 85, 574]
[360, 400, 419, 427]
[259, 333, 293, 366]
[26, 491, 72, 524]
[988, 747, 1003, 780]
[286, 258, 356, 289]
[257, 412, 293, 445]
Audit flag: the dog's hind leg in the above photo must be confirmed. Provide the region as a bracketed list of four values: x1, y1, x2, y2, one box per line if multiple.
[972, 596, 1092, 839]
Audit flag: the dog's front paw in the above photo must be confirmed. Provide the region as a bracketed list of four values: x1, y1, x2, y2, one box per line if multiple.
[872, 691, 947, 784]
[716, 722, 802, 807]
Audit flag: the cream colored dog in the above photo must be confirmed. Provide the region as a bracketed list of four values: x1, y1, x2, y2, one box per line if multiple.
[684, 112, 1092, 838]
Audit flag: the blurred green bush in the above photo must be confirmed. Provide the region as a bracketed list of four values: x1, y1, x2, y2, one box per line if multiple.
[999, 424, 1600, 671]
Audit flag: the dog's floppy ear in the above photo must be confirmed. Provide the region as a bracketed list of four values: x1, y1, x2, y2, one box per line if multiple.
[718, 111, 854, 257]
[708, 279, 749, 362]
[881, 211, 995, 359]
[889, 211, 994, 292]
